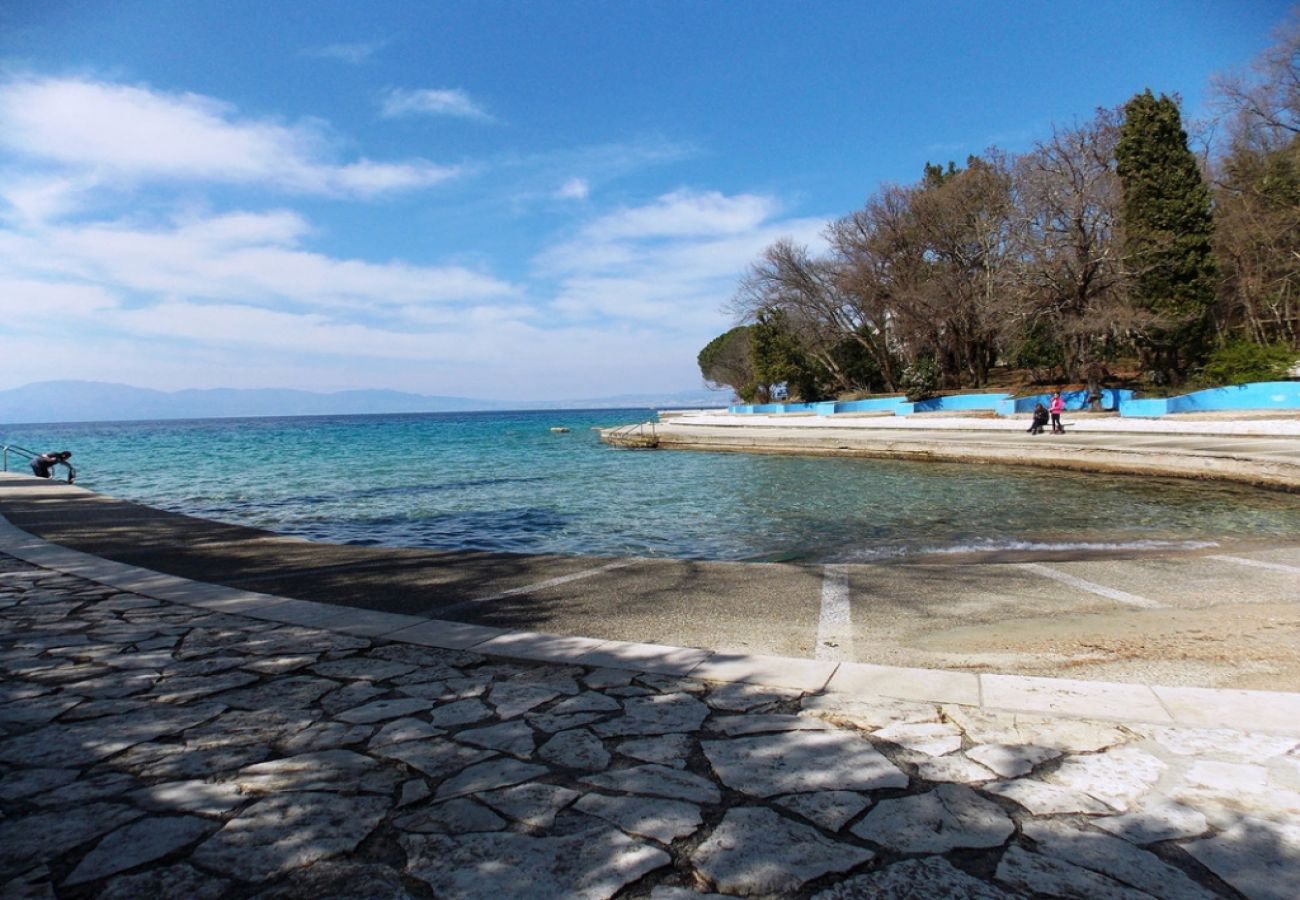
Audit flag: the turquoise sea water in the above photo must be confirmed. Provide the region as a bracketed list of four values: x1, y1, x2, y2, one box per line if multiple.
[3, 409, 1298, 562]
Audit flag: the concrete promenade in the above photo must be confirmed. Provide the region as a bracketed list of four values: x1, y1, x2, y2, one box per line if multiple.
[3, 514, 1300, 898]
[605, 413, 1300, 491]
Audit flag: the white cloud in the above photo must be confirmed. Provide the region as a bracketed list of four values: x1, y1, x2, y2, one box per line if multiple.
[584, 189, 777, 240]
[380, 87, 493, 121]
[1, 210, 518, 311]
[535, 188, 828, 328]
[0, 76, 457, 197]
[555, 177, 590, 201]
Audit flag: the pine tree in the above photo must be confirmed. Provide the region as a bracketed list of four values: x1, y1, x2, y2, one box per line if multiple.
[1116, 90, 1219, 382]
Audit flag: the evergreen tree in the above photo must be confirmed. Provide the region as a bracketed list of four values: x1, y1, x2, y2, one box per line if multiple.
[1116, 90, 1219, 382]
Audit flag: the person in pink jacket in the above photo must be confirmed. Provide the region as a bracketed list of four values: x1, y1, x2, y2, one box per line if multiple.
[1049, 391, 1065, 434]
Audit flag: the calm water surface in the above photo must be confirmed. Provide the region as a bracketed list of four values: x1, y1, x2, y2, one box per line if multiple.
[4, 409, 1298, 562]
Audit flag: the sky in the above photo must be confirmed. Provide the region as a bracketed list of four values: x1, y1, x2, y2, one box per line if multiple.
[0, 1, 1291, 402]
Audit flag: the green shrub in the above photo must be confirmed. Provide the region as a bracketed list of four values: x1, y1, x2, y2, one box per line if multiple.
[901, 357, 940, 401]
[1195, 339, 1295, 387]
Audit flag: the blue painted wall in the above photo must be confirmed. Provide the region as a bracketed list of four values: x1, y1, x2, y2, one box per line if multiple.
[728, 382, 1296, 418]
[1119, 381, 1300, 417]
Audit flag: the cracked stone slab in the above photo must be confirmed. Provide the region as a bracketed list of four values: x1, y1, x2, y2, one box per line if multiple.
[191, 791, 388, 883]
[1023, 819, 1216, 900]
[402, 826, 669, 899]
[436, 758, 550, 800]
[692, 807, 873, 895]
[1043, 746, 1166, 812]
[489, 682, 565, 719]
[539, 728, 610, 771]
[369, 717, 444, 748]
[1146, 727, 1300, 759]
[309, 658, 416, 681]
[335, 697, 434, 724]
[1183, 817, 1300, 900]
[617, 734, 693, 769]
[132, 779, 248, 816]
[0, 803, 143, 879]
[97, 863, 229, 900]
[703, 730, 907, 798]
[64, 815, 214, 886]
[1093, 799, 1210, 845]
[478, 782, 579, 828]
[427, 698, 495, 728]
[374, 738, 495, 779]
[150, 670, 259, 703]
[278, 721, 373, 754]
[211, 676, 337, 710]
[705, 682, 801, 712]
[812, 856, 1018, 899]
[34, 771, 137, 806]
[580, 763, 720, 805]
[943, 706, 1130, 752]
[801, 695, 942, 730]
[995, 845, 1153, 900]
[967, 742, 1061, 778]
[773, 791, 870, 832]
[393, 798, 507, 834]
[0, 701, 224, 767]
[706, 714, 832, 737]
[917, 753, 997, 785]
[593, 693, 710, 737]
[234, 749, 396, 795]
[0, 766, 80, 800]
[527, 710, 607, 733]
[871, 720, 963, 756]
[249, 861, 418, 899]
[456, 720, 536, 757]
[982, 778, 1114, 815]
[575, 792, 702, 844]
[549, 691, 622, 715]
[851, 784, 1014, 853]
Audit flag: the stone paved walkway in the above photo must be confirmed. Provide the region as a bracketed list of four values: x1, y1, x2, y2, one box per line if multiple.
[3, 553, 1299, 898]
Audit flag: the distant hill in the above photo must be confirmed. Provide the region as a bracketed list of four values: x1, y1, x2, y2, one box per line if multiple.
[0, 380, 728, 424]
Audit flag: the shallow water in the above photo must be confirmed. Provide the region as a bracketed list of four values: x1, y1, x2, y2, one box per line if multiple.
[3, 409, 1297, 562]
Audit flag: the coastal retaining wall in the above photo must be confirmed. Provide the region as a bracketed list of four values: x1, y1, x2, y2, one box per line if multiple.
[1119, 381, 1300, 417]
[727, 382, 1294, 418]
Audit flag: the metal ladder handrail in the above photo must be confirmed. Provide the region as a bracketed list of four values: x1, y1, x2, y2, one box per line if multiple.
[2, 445, 78, 483]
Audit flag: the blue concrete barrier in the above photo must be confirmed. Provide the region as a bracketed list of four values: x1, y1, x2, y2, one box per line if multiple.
[1005, 388, 1135, 415]
[728, 382, 1295, 418]
[1119, 381, 1300, 417]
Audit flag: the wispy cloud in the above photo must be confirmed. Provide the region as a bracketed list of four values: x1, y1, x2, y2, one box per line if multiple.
[0, 76, 458, 200]
[535, 188, 827, 328]
[301, 41, 386, 65]
[379, 87, 493, 121]
[554, 177, 590, 201]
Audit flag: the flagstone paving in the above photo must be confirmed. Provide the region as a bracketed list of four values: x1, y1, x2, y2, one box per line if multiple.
[2, 553, 1299, 899]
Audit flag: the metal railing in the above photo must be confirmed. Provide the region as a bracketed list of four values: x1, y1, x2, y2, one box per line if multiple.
[604, 421, 659, 447]
[2, 445, 77, 483]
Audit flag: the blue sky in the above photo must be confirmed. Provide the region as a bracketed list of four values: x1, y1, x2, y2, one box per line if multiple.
[0, 1, 1290, 401]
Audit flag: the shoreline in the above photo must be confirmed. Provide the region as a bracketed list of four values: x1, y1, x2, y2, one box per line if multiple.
[604, 413, 1300, 491]
[2, 472, 1298, 692]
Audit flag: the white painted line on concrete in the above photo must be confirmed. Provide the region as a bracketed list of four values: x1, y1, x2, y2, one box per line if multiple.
[1208, 555, 1300, 576]
[443, 559, 635, 612]
[816, 564, 855, 661]
[1021, 563, 1164, 609]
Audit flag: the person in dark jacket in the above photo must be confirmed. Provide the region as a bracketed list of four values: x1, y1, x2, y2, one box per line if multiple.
[1028, 403, 1049, 435]
[30, 450, 74, 482]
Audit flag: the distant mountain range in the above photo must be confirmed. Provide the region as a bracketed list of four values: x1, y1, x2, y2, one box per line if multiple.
[0, 380, 729, 424]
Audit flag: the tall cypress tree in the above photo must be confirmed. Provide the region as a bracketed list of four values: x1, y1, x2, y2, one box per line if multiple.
[1115, 90, 1218, 382]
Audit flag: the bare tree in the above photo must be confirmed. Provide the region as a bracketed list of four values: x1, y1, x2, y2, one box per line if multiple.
[1210, 13, 1300, 346]
[1009, 110, 1132, 390]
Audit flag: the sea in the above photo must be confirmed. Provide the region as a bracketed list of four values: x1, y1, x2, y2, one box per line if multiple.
[3, 408, 1298, 563]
